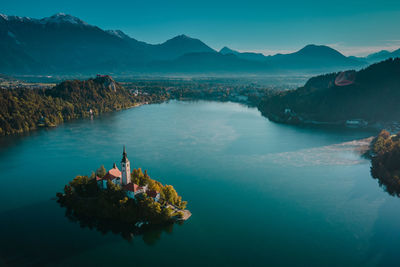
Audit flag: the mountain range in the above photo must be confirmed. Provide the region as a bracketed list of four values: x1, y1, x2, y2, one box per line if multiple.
[0, 13, 398, 75]
[365, 49, 400, 63]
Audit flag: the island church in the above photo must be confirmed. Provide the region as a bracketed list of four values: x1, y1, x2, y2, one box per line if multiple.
[96, 146, 160, 202]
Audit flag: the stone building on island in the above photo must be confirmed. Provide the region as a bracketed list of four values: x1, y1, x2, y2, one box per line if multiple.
[96, 163, 121, 189]
[121, 146, 131, 185]
[96, 146, 160, 202]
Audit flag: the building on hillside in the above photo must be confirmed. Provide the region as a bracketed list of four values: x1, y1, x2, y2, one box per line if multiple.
[123, 183, 139, 199]
[147, 190, 161, 202]
[345, 119, 368, 127]
[123, 183, 149, 200]
[121, 145, 131, 185]
[97, 163, 121, 189]
[96, 146, 160, 202]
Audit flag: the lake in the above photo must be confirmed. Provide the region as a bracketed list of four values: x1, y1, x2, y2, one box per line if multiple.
[0, 100, 399, 266]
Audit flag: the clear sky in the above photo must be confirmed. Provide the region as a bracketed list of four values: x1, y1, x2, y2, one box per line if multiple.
[2, 0, 400, 56]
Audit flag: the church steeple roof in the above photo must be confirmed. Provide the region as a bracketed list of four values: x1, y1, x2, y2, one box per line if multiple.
[122, 145, 128, 163]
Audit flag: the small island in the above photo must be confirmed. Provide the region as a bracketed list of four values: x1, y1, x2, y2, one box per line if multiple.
[57, 147, 191, 229]
[369, 130, 400, 196]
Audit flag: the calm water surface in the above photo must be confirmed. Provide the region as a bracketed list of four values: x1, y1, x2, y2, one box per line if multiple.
[0, 100, 399, 266]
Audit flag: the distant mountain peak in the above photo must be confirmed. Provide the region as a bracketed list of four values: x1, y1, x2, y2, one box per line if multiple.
[300, 44, 335, 51]
[152, 34, 215, 60]
[0, 13, 89, 26]
[39, 13, 88, 26]
[174, 34, 190, 39]
[106, 29, 131, 39]
[303, 44, 319, 48]
[165, 34, 195, 43]
[0, 14, 35, 23]
[296, 44, 345, 57]
[220, 46, 238, 55]
[366, 50, 391, 59]
[162, 34, 214, 50]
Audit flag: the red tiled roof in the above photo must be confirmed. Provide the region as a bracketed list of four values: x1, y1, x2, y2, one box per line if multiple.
[108, 167, 121, 177]
[123, 183, 139, 192]
[147, 190, 159, 198]
[102, 167, 121, 180]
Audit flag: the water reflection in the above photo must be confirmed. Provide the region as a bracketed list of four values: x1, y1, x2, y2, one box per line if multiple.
[0, 199, 179, 266]
[62, 204, 179, 245]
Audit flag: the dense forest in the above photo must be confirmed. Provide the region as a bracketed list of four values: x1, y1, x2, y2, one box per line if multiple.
[258, 58, 400, 125]
[370, 130, 400, 196]
[0, 75, 168, 135]
[57, 167, 187, 226]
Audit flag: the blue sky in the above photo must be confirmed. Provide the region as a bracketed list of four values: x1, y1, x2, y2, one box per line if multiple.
[2, 0, 400, 56]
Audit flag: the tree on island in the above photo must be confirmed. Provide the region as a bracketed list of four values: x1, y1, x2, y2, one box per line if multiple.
[370, 130, 400, 196]
[129, 168, 187, 209]
[96, 165, 107, 178]
[57, 167, 188, 227]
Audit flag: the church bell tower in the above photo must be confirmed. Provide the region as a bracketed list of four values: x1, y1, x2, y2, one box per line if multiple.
[121, 146, 131, 185]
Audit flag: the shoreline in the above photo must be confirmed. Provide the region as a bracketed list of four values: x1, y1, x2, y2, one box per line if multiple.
[0, 98, 257, 137]
[261, 111, 399, 133]
[0, 101, 148, 137]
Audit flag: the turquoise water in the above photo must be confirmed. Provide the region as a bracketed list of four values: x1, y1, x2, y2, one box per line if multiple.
[0, 100, 399, 266]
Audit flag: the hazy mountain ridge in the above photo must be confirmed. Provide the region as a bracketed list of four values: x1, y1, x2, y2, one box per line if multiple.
[0, 13, 372, 75]
[219, 46, 267, 61]
[364, 49, 400, 63]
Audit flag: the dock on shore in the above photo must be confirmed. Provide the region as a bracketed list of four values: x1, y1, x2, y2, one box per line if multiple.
[178, 210, 192, 221]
